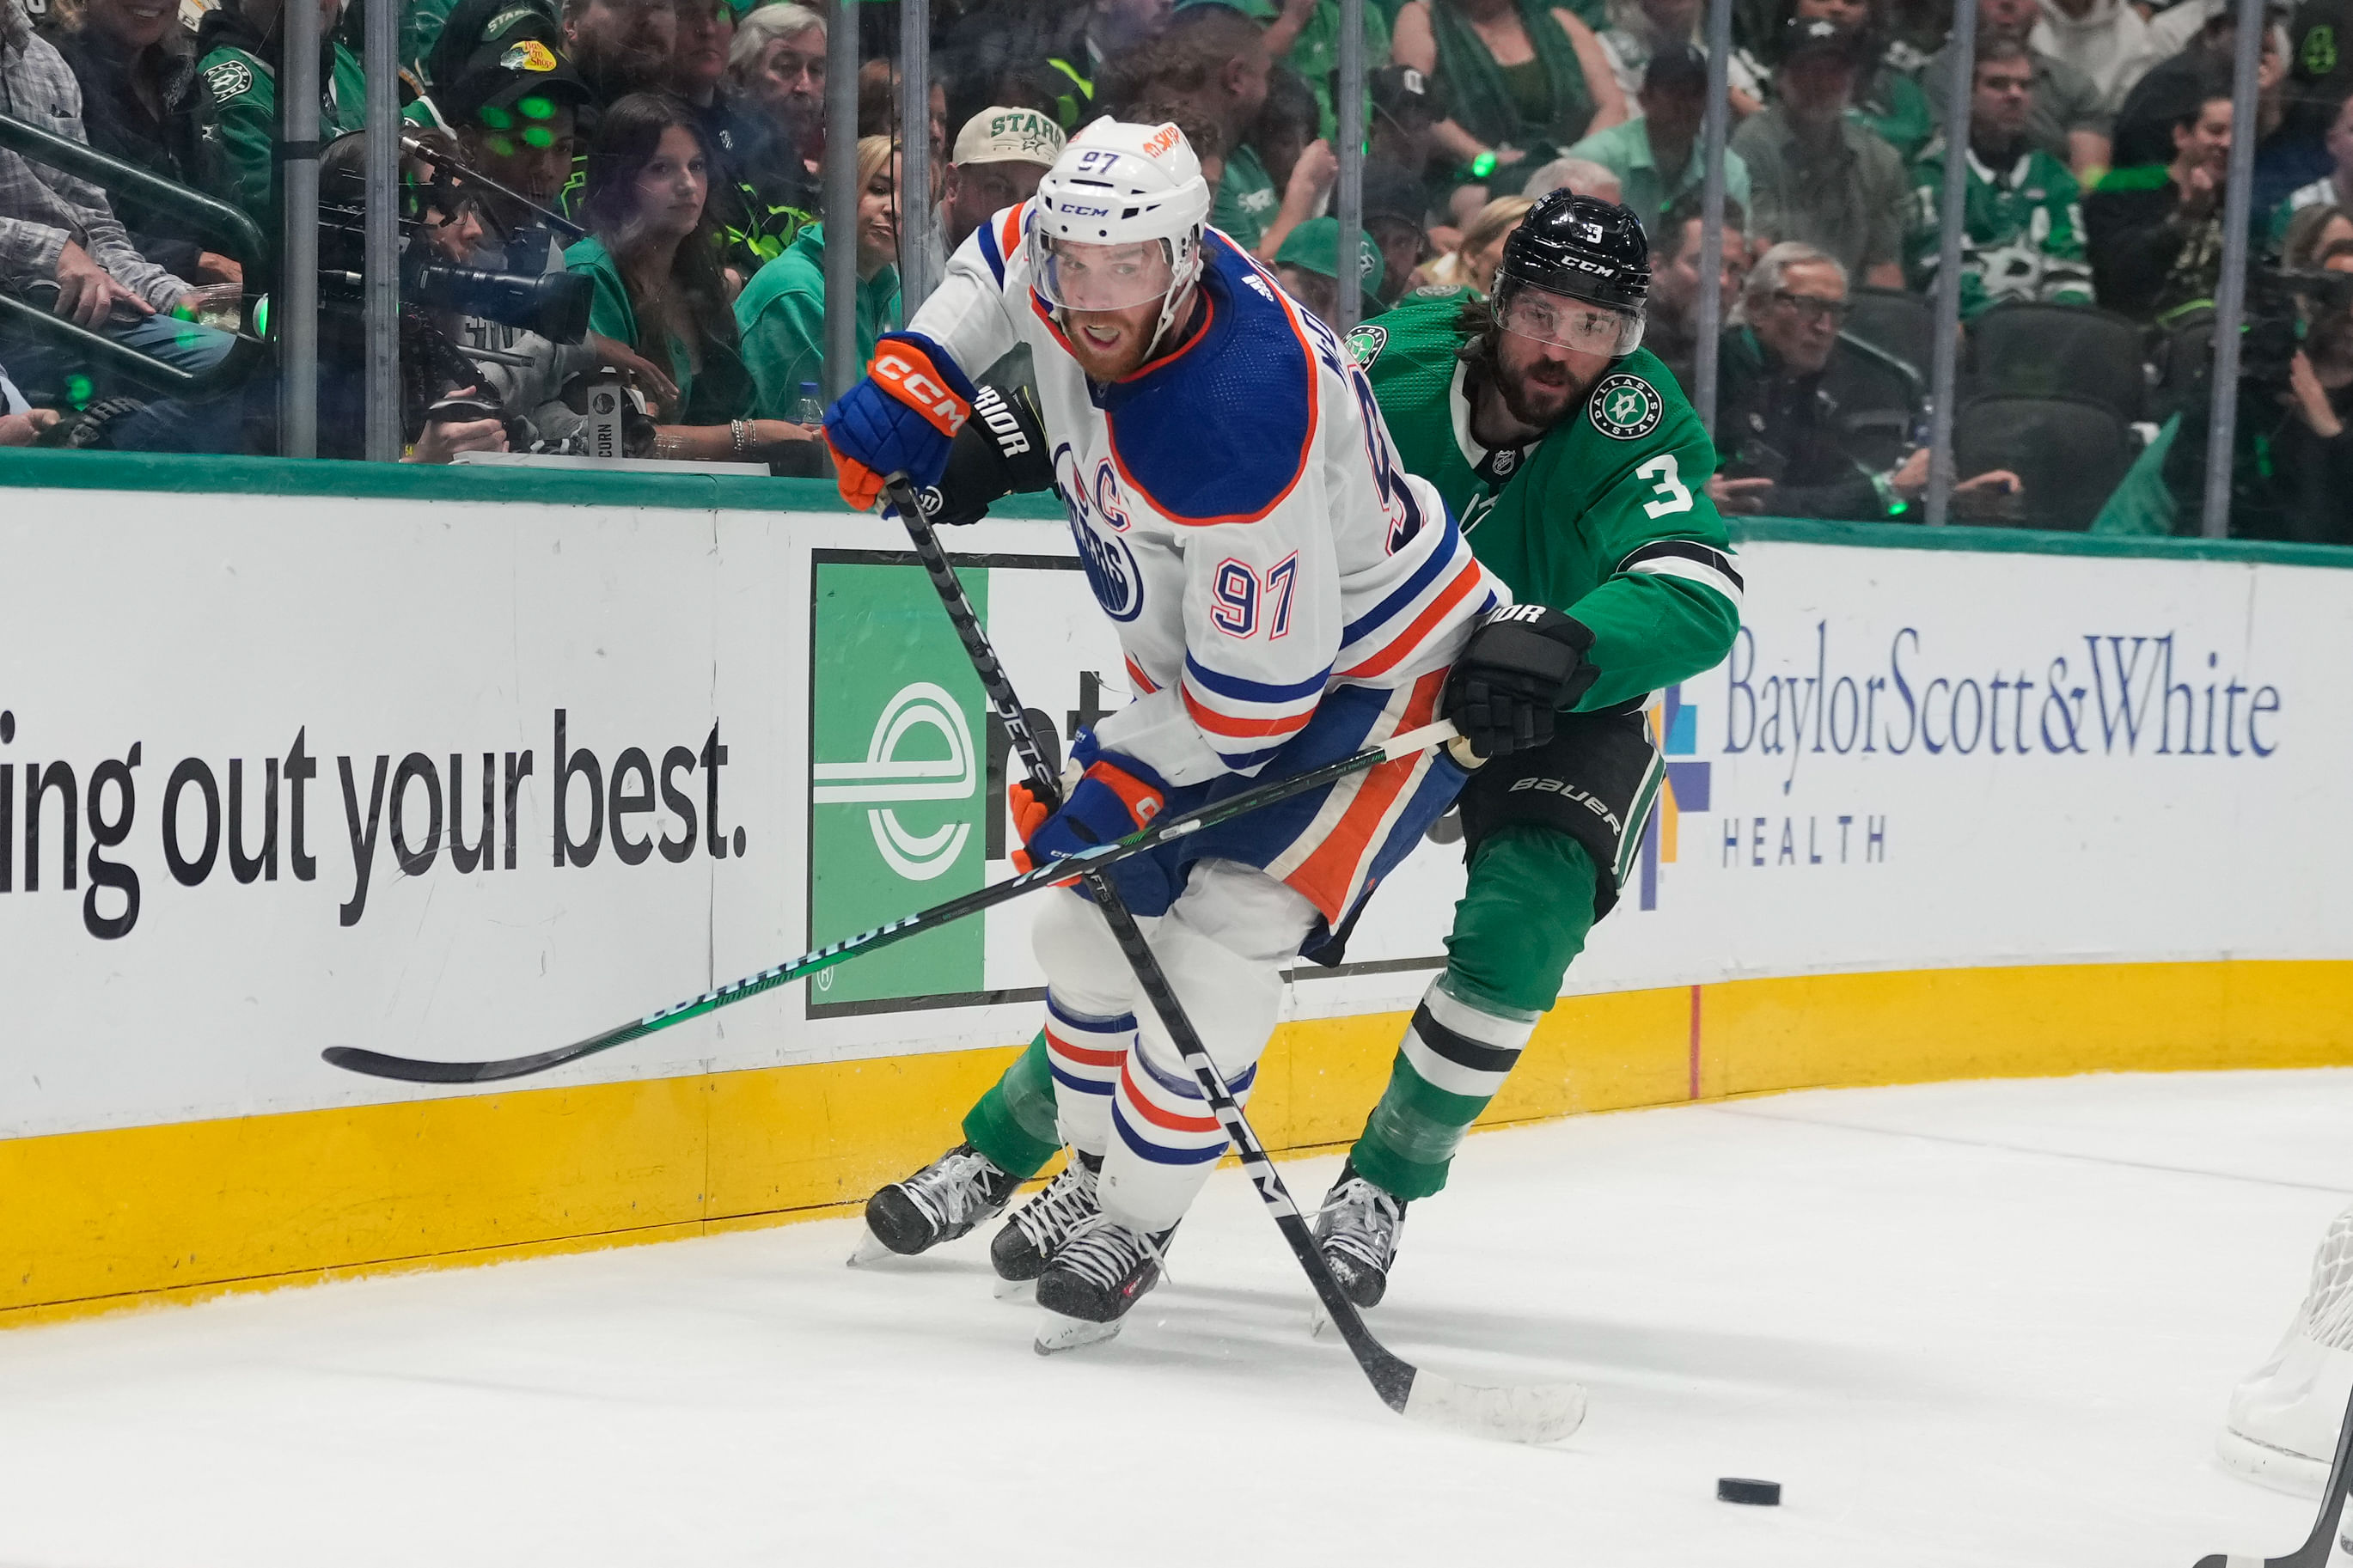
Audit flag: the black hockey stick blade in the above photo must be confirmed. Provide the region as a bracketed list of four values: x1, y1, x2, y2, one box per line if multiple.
[881, 478, 1583, 1445]
[2194, 1379, 2353, 1567]
[321, 717, 1459, 1083]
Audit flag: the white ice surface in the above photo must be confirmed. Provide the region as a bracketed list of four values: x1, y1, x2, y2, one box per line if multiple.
[4, 1070, 2351, 1567]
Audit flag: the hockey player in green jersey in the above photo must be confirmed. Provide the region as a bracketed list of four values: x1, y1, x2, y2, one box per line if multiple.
[1904, 40, 2093, 319]
[855, 194, 1742, 1312]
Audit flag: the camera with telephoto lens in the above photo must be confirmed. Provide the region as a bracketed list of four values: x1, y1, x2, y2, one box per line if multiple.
[315, 145, 591, 345]
[2236, 266, 2353, 388]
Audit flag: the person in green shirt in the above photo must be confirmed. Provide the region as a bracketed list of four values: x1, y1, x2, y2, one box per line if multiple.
[193, 0, 368, 224]
[1566, 42, 1751, 240]
[736, 134, 903, 420]
[851, 195, 1741, 1312]
[565, 91, 819, 461]
[1904, 38, 2093, 316]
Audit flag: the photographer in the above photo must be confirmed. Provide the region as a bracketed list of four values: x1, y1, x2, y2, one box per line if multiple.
[2156, 263, 2353, 543]
[308, 131, 526, 461]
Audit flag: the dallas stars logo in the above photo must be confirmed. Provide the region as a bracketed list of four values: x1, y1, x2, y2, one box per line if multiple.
[1589, 373, 1664, 441]
[1344, 322, 1387, 369]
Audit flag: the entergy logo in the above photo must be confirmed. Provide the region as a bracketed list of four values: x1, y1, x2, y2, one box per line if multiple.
[811, 681, 976, 880]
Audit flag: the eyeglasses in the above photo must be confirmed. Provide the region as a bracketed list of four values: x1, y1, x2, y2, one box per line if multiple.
[1770, 290, 1850, 324]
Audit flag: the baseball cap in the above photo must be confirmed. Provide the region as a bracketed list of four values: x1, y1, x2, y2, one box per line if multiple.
[1643, 41, 1711, 94]
[440, 24, 590, 132]
[1277, 216, 1385, 314]
[1781, 15, 1866, 64]
[951, 106, 1069, 168]
[1371, 64, 1444, 120]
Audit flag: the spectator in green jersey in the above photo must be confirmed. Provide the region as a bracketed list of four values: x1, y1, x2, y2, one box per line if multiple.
[1905, 37, 2093, 315]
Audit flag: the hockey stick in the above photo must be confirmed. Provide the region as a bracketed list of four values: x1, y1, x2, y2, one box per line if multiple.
[320, 721, 1456, 1084]
[884, 476, 1585, 1447]
[2196, 1381, 2353, 1567]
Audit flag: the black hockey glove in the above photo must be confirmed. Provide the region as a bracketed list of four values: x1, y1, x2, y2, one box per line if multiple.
[920, 381, 1053, 526]
[1441, 605, 1598, 760]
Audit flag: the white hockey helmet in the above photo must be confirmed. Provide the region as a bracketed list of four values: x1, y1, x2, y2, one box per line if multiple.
[1029, 117, 1213, 350]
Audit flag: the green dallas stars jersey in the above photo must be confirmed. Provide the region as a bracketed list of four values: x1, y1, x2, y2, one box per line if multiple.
[1905, 140, 2093, 319]
[196, 41, 370, 224]
[1351, 288, 1743, 714]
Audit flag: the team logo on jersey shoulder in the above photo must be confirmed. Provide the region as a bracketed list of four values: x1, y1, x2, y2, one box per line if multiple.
[1344, 321, 1387, 369]
[1589, 373, 1664, 441]
[203, 58, 255, 102]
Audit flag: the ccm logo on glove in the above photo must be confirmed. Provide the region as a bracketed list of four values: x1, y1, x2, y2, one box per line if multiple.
[822, 333, 981, 509]
[872, 350, 970, 436]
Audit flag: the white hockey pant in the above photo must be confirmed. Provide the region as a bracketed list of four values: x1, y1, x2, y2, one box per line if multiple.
[1034, 858, 1317, 1234]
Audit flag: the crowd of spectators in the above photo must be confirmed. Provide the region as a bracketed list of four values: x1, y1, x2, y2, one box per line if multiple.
[0, 0, 2350, 537]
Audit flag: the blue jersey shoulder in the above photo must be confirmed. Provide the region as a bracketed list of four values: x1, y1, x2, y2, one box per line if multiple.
[1102, 234, 1317, 526]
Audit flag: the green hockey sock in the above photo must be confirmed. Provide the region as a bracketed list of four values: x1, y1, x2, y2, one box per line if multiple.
[960, 1032, 1060, 1180]
[1348, 827, 1600, 1200]
[1350, 973, 1542, 1200]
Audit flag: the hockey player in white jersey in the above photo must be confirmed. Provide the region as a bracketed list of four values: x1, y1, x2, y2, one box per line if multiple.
[822, 117, 1514, 1345]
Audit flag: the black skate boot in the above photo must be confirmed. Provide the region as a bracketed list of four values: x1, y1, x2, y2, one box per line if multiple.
[1312, 1162, 1407, 1309]
[853, 1143, 1023, 1264]
[1034, 1214, 1176, 1353]
[990, 1151, 1102, 1285]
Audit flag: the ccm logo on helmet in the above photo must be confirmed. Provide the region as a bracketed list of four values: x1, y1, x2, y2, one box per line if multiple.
[1142, 125, 1182, 156]
[1060, 204, 1112, 217]
[874, 352, 969, 432]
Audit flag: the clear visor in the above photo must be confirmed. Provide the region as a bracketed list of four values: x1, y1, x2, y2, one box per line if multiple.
[1497, 282, 1645, 356]
[1034, 235, 1176, 313]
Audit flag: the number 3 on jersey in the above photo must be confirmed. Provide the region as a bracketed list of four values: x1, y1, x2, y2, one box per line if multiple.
[1637, 454, 1692, 519]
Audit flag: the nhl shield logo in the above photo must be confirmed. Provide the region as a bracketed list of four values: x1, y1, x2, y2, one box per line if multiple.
[1589, 373, 1663, 441]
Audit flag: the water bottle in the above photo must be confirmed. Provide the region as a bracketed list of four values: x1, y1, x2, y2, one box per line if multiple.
[792, 381, 825, 426]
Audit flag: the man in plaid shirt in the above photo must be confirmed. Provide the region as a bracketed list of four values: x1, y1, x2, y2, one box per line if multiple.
[1, 0, 232, 394]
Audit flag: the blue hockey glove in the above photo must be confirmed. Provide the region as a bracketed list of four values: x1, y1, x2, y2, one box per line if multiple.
[822, 332, 978, 509]
[1010, 733, 1175, 910]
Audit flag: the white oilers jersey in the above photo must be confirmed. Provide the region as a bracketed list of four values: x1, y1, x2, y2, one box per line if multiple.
[906, 208, 1505, 784]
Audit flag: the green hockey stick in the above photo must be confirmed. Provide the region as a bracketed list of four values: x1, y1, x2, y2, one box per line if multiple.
[321, 717, 1459, 1084]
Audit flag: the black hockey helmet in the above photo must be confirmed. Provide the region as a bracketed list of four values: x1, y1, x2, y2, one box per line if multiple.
[1494, 191, 1651, 356]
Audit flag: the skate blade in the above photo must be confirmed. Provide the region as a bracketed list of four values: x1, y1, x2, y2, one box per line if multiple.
[846, 1228, 898, 1268]
[1403, 1370, 1586, 1446]
[1034, 1310, 1123, 1355]
[993, 1273, 1036, 1302]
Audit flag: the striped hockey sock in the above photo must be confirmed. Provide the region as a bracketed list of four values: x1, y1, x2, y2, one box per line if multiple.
[1351, 975, 1541, 1203]
[1101, 1042, 1259, 1232]
[1043, 993, 1136, 1157]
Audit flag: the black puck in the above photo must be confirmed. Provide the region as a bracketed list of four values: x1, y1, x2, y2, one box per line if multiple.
[1717, 1477, 1781, 1506]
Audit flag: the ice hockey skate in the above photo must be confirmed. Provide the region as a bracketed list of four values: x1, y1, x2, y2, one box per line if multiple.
[1313, 1162, 1408, 1309]
[850, 1143, 1023, 1266]
[1034, 1214, 1176, 1353]
[990, 1152, 1102, 1293]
